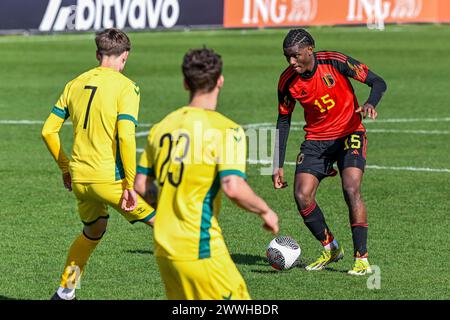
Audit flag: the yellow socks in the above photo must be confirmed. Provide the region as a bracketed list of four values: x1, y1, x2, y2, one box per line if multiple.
[60, 232, 101, 289]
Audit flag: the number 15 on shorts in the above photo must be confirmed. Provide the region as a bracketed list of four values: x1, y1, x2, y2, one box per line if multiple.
[344, 134, 361, 150]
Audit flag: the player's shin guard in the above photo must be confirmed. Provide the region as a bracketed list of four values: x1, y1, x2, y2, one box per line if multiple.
[351, 224, 368, 258]
[300, 202, 334, 247]
[60, 232, 103, 289]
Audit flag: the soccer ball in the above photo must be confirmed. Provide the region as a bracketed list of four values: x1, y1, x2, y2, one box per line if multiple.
[266, 236, 301, 270]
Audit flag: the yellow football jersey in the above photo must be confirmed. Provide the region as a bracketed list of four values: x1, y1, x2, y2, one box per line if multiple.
[138, 106, 247, 261]
[51, 67, 140, 185]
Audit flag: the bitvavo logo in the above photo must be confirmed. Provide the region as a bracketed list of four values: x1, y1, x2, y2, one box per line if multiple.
[39, 0, 180, 32]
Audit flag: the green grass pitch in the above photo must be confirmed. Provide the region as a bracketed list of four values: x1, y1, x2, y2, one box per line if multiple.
[0, 25, 449, 300]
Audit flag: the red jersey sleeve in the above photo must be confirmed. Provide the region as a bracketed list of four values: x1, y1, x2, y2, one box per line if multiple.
[277, 66, 297, 115]
[337, 53, 370, 83]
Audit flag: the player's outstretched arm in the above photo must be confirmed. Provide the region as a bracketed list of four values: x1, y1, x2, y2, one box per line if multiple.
[272, 113, 291, 189]
[221, 175, 279, 234]
[355, 71, 387, 120]
[347, 65, 387, 120]
[117, 119, 137, 211]
[41, 113, 71, 191]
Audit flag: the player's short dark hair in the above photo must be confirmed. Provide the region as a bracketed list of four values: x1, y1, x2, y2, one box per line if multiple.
[95, 28, 131, 57]
[182, 48, 223, 94]
[283, 29, 315, 49]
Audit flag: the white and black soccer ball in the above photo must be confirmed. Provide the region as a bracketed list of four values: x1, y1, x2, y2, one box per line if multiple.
[266, 236, 301, 271]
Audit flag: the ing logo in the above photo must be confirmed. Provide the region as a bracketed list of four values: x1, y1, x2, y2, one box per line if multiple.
[391, 0, 423, 19]
[242, 0, 318, 25]
[347, 0, 424, 23]
[287, 0, 318, 23]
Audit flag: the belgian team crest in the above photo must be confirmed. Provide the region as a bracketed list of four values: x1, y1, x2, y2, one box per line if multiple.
[322, 74, 335, 88]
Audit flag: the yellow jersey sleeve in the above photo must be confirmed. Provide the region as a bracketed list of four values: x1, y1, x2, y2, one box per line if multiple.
[41, 85, 71, 173]
[217, 125, 247, 180]
[116, 82, 140, 189]
[117, 82, 140, 126]
[137, 125, 156, 177]
[53, 83, 71, 120]
[117, 120, 136, 189]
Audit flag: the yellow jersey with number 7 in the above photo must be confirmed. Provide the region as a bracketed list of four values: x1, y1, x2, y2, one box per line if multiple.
[51, 67, 140, 184]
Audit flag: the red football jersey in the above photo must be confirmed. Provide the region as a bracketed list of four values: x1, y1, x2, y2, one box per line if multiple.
[278, 51, 369, 140]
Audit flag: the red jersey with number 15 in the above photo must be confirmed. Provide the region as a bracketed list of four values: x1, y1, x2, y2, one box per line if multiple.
[278, 51, 369, 140]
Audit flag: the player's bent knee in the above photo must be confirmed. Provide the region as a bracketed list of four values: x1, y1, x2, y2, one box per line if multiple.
[83, 228, 106, 241]
[342, 185, 362, 202]
[83, 218, 108, 240]
[294, 190, 315, 210]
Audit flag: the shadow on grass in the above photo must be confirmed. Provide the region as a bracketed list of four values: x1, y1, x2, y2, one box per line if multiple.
[251, 269, 281, 274]
[126, 249, 154, 255]
[0, 295, 21, 300]
[321, 266, 348, 274]
[124, 250, 346, 273]
[295, 257, 348, 274]
[247, 256, 347, 274]
[231, 253, 267, 266]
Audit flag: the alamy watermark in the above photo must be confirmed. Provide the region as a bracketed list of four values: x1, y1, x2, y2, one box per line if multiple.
[367, 265, 381, 290]
[65, 264, 82, 289]
[157, 122, 280, 176]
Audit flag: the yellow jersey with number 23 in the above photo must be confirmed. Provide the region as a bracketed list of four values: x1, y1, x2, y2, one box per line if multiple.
[138, 106, 247, 261]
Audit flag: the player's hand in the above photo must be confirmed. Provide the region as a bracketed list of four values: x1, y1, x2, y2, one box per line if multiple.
[356, 103, 377, 120]
[121, 189, 137, 212]
[272, 168, 288, 189]
[261, 210, 279, 235]
[62, 172, 72, 192]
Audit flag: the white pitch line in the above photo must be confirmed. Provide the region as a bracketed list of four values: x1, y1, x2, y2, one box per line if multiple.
[246, 159, 450, 173]
[365, 165, 450, 173]
[5, 121, 446, 136]
[243, 122, 276, 129]
[0, 120, 45, 125]
[285, 128, 450, 134]
[3, 119, 449, 136]
[247, 119, 450, 129]
[133, 154, 450, 173]
[136, 127, 450, 136]
[3, 117, 450, 127]
[366, 129, 450, 135]
[363, 117, 450, 123]
[0, 120, 153, 126]
[136, 131, 150, 137]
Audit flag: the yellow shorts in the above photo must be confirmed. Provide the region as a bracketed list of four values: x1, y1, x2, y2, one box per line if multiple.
[72, 181, 155, 225]
[156, 253, 251, 300]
